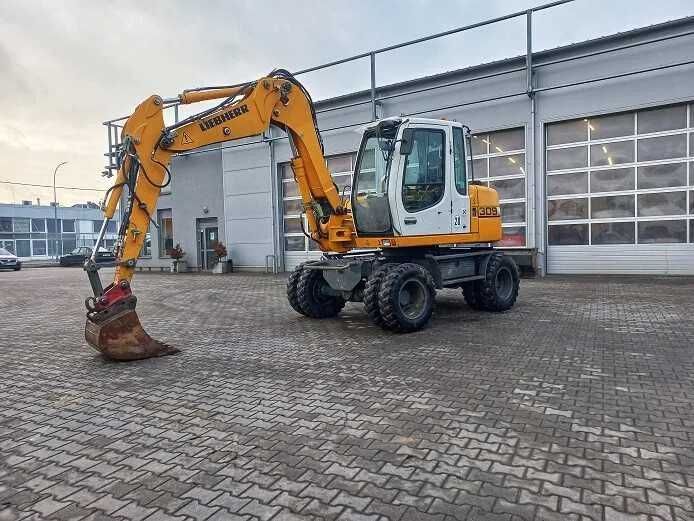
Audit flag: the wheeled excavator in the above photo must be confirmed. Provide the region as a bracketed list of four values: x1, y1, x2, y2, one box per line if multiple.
[84, 69, 520, 361]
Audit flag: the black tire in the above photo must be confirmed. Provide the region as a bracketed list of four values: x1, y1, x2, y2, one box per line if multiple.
[378, 263, 436, 333]
[363, 263, 396, 327]
[14, 265, 21, 271]
[297, 268, 346, 318]
[286, 263, 307, 315]
[478, 253, 520, 312]
[462, 281, 483, 310]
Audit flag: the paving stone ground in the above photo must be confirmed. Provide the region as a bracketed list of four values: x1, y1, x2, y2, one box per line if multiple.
[1, 267, 694, 521]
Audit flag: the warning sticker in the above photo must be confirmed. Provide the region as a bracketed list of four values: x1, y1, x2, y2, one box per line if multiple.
[182, 131, 193, 145]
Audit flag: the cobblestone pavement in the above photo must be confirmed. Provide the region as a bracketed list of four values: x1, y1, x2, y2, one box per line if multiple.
[1, 268, 694, 521]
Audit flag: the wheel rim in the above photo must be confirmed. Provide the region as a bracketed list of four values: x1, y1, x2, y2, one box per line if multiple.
[495, 267, 513, 301]
[398, 278, 428, 320]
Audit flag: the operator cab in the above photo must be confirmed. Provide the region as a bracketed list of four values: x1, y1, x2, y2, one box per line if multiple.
[351, 117, 471, 238]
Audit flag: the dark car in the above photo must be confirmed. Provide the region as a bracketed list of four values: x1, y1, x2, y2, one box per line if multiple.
[0, 247, 21, 271]
[59, 246, 116, 267]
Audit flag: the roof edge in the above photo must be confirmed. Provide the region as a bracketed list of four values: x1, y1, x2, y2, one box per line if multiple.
[314, 15, 694, 109]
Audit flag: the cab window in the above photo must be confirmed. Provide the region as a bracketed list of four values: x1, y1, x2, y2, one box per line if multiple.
[402, 129, 445, 213]
[453, 127, 467, 195]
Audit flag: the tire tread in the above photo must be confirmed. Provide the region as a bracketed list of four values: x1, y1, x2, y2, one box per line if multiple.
[478, 253, 520, 312]
[286, 263, 307, 315]
[363, 263, 395, 327]
[297, 268, 346, 318]
[378, 263, 435, 333]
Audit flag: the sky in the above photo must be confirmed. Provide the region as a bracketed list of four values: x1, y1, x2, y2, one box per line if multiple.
[0, 0, 692, 206]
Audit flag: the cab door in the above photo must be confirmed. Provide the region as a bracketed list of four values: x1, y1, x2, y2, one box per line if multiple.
[394, 124, 451, 236]
[450, 126, 471, 234]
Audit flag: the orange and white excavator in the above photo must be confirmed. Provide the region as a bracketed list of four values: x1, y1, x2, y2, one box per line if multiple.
[85, 69, 519, 361]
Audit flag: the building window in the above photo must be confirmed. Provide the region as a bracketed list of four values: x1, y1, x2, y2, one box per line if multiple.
[13, 218, 30, 233]
[469, 127, 527, 247]
[1, 240, 15, 254]
[62, 219, 75, 233]
[281, 153, 356, 253]
[32, 240, 47, 256]
[157, 209, 174, 257]
[141, 226, 152, 258]
[546, 102, 692, 245]
[48, 239, 60, 257]
[62, 238, 76, 254]
[31, 219, 46, 232]
[92, 219, 116, 233]
[47, 219, 60, 233]
[15, 240, 30, 257]
[0, 217, 11, 233]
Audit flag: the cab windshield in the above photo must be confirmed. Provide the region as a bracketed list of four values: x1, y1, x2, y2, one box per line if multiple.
[0, 247, 11, 256]
[352, 122, 399, 234]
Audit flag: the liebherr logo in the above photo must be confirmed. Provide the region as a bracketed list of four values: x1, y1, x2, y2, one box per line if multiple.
[199, 104, 249, 132]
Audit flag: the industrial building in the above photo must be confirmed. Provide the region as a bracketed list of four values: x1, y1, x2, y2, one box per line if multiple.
[107, 11, 694, 275]
[0, 202, 120, 260]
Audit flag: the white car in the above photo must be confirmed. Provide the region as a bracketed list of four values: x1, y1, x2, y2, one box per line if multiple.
[0, 247, 21, 271]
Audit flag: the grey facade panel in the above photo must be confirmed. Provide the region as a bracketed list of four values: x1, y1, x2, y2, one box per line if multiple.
[138, 148, 224, 270]
[223, 142, 275, 269]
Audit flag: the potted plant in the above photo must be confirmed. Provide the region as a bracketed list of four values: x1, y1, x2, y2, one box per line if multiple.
[212, 241, 232, 274]
[169, 243, 187, 273]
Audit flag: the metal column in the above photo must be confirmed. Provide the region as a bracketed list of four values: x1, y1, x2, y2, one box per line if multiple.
[370, 53, 377, 121]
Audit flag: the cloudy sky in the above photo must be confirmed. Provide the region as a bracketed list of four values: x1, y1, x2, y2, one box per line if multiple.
[1, 0, 692, 206]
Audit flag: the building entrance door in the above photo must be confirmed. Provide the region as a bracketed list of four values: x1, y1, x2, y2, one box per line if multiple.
[196, 218, 219, 271]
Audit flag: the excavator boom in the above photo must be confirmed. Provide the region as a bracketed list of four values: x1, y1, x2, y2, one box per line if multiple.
[85, 69, 513, 360]
[85, 70, 352, 360]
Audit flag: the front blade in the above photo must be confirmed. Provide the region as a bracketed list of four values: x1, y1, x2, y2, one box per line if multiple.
[85, 297, 179, 361]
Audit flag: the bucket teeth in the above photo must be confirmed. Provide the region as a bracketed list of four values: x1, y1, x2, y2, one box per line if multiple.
[85, 296, 179, 361]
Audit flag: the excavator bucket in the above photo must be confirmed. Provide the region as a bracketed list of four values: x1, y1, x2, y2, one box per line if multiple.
[85, 296, 179, 361]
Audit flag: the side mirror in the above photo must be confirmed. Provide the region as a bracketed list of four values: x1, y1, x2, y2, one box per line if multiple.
[400, 128, 414, 155]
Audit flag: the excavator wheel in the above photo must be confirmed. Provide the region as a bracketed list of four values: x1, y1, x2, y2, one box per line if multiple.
[477, 253, 520, 312]
[462, 281, 484, 310]
[286, 263, 308, 316]
[378, 263, 436, 333]
[297, 267, 346, 318]
[363, 263, 396, 327]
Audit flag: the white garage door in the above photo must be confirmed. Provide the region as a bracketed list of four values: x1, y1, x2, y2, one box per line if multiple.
[546, 102, 694, 274]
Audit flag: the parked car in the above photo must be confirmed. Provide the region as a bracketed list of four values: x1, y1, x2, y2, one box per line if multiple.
[59, 247, 116, 267]
[0, 247, 21, 271]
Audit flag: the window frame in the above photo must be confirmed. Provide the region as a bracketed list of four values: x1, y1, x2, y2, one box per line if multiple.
[401, 128, 447, 214]
[157, 209, 174, 258]
[452, 127, 467, 196]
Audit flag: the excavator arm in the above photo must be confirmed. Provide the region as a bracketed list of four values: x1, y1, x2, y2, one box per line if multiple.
[85, 70, 355, 361]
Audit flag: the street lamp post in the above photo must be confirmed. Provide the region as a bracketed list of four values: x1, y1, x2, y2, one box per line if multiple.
[52, 161, 68, 261]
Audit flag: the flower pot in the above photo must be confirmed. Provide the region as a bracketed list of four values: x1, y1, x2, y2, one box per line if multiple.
[212, 260, 231, 274]
[171, 260, 187, 273]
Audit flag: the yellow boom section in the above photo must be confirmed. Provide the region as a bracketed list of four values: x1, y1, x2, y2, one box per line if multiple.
[103, 74, 355, 286]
